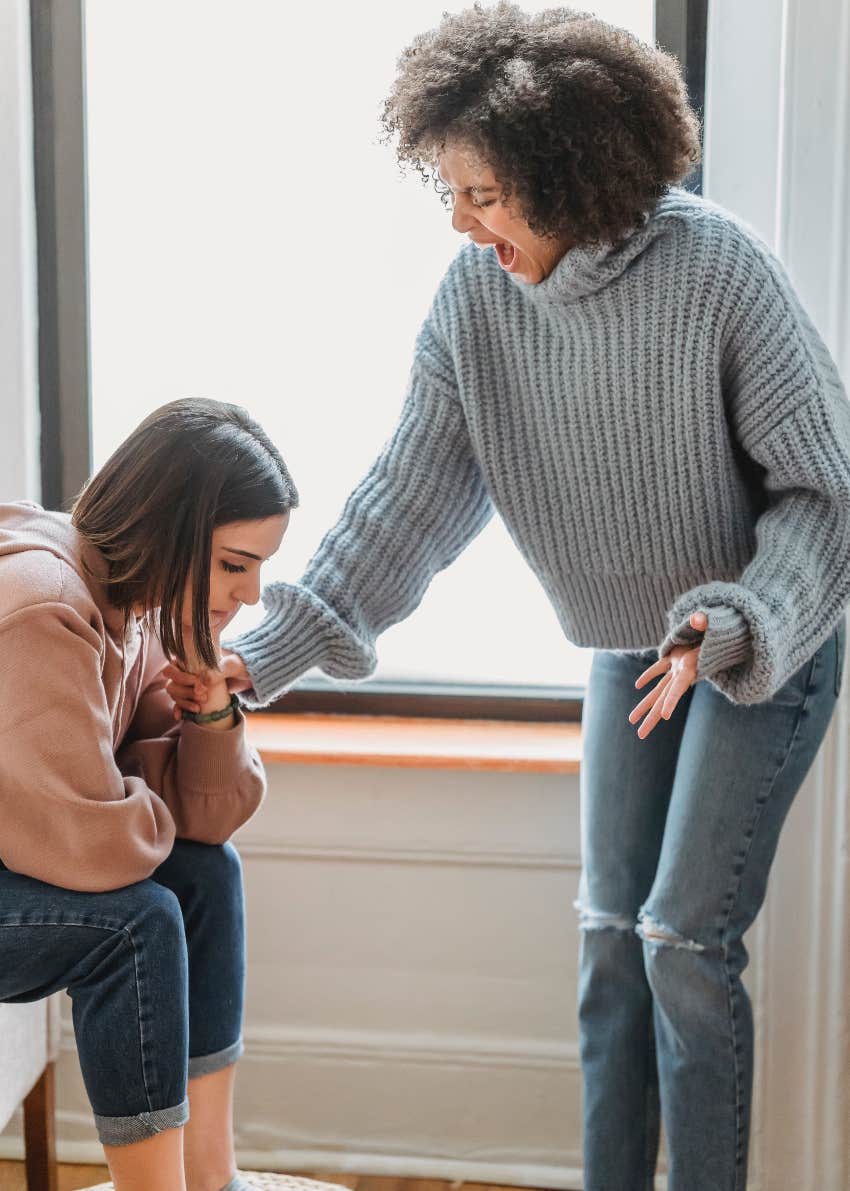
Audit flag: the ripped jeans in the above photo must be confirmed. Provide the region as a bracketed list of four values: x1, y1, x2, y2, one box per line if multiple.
[0, 839, 245, 1146]
[577, 617, 845, 1191]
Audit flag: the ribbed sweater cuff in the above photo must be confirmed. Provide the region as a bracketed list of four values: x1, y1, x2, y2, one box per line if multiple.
[178, 712, 253, 791]
[660, 604, 752, 680]
[694, 606, 753, 678]
[225, 583, 377, 708]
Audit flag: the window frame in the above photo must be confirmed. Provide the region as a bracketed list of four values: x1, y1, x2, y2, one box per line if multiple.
[30, 0, 91, 514]
[30, 0, 706, 723]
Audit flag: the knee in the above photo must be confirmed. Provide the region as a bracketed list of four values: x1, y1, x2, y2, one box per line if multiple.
[134, 880, 185, 939]
[637, 908, 708, 995]
[190, 840, 242, 885]
[85, 879, 186, 970]
[163, 840, 243, 903]
[575, 900, 639, 971]
[575, 900, 637, 939]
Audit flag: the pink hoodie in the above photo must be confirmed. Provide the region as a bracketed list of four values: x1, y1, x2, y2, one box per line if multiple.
[0, 502, 266, 892]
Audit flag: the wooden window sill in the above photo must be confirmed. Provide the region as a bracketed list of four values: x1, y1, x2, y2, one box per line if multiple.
[245, 712, 581, 774]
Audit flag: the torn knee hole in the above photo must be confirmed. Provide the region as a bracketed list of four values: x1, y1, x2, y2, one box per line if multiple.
[637, 911, 705, 953]
[573, 900, 635, 934]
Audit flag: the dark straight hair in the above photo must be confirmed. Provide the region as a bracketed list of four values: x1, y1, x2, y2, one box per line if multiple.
[72, 398, 298, 668]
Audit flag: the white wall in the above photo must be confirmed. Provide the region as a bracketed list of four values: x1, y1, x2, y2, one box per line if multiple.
[0, 0, 39, 503]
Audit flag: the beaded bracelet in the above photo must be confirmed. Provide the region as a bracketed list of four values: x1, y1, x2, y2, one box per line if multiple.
[181, 692, 241, 724]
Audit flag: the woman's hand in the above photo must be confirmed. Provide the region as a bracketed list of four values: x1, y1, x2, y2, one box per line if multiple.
[628, 612, 708, 739]
[163, 650, 252, 720]
[163, 624, 230, 722]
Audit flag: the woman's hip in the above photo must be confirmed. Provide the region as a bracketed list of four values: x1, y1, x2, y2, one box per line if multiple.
[579, 622, 843, 934]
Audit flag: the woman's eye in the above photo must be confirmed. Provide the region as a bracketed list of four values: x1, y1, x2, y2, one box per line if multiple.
[221, 561, 246, 574]
[474, 199, 495, 208]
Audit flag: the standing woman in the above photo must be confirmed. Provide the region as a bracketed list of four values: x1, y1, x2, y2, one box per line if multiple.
[0, 399, 297, 1191]
[173, 8, 850, 1188]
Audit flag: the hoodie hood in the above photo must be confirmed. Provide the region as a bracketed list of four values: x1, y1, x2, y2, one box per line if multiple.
[0, 501, 133, 642]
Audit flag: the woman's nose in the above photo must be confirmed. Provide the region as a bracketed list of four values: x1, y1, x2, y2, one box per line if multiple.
[234, 573, 261, 606]
[451, 196, 478, 234]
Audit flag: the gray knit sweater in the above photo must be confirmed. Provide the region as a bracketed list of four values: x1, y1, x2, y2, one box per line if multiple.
[231, 189, 850, 706]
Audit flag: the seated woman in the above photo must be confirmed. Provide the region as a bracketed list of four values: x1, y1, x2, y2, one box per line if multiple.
[0, 398, 297, 1191]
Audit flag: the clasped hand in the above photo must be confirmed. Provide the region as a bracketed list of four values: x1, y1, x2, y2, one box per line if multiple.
[162, 649, 251, 721]
[628, 612, 708, 739]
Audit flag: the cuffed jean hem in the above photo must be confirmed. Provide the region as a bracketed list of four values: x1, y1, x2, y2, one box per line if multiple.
[188, 1036, 243, 1079]
[94, 1097, 190, 1146]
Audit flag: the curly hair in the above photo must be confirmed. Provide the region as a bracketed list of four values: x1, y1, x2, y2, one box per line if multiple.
[380, 3, 701, 246]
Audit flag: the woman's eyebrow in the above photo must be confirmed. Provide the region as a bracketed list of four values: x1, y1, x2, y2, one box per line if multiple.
[437, 175, 498, 195]
[222, 546, 262, 561]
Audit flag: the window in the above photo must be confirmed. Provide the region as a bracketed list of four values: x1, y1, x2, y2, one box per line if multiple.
[34, 1, 704, 713]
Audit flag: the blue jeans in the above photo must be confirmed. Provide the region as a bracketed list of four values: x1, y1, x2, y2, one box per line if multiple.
[577, 618, 845, 1191]
[0, 839, 245, 1146]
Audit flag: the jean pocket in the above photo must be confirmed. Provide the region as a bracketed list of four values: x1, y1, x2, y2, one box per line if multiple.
[835, 616, 846, 697]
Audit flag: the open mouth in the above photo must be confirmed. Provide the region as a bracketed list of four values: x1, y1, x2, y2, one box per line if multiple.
[495, 241, 518, 271]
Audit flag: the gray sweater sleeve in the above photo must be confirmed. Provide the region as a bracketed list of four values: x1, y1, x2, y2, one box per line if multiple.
[227, 318, 494, 706]
[658, 243, 850, 703]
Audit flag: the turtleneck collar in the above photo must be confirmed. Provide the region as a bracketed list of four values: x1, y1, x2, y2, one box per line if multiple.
[514, 187, 693, 306]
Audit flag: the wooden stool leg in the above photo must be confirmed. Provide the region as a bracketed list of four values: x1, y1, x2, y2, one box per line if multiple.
[23, 1062, 58, 1191]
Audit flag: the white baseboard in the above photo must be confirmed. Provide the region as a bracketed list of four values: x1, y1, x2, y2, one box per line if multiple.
[0, 1133, 669, 1191]
[43, 1021, 584, 1169]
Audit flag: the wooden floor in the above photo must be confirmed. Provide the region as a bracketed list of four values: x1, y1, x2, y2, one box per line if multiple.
[0, 1166, 521, 1191]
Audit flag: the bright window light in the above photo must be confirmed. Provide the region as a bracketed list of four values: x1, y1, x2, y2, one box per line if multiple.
[84, 0, 654, 688]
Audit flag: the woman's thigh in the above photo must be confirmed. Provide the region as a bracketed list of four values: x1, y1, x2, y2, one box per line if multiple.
[642, 621, 844, 947]
[579, 647, 692, 920]
[0, 865, 191, 1125]
[0, 867, 186, 1003]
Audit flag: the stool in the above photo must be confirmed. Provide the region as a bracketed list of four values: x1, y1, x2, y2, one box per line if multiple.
[81, 1175, 350, 1190]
